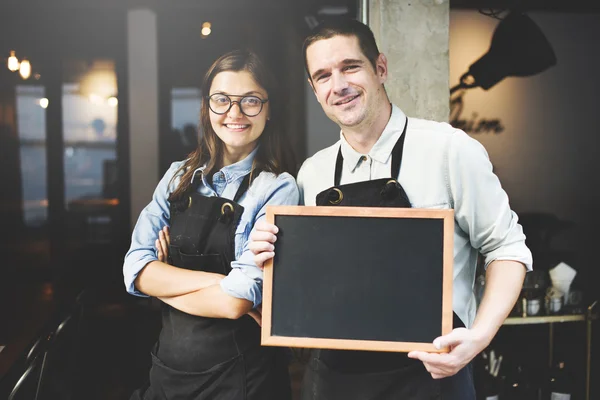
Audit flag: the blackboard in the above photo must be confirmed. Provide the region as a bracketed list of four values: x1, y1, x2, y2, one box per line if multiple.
[262, 206, 454, 353]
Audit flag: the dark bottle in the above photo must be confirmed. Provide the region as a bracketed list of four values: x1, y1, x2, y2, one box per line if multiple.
[505, 364, 538, 400]
[547, 362, 572, 400]
[482, 371, 500, 400]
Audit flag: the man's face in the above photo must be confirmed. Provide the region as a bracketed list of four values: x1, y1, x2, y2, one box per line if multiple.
[306, 35, 387, 129]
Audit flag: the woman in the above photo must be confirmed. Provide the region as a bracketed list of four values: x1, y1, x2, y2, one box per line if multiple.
[123, 49, 298, 400]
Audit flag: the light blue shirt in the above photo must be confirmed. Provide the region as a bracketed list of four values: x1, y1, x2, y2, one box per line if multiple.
[298, 105, 533, 327]
[123, 148, 299, 308]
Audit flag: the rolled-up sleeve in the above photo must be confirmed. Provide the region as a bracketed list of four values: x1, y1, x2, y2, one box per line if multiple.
[447, 130, 533, 271]
[220, 173, 300, 308]
[123, 164, 179, 296]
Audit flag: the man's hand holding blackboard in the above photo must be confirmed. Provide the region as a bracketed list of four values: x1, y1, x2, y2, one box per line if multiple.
[407, 327, 487, 379]
[249, 220, 279, 269]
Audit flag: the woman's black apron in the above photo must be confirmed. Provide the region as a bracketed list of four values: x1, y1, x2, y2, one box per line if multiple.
[303, 119, 475, 400]
[131, 172, 291, 400]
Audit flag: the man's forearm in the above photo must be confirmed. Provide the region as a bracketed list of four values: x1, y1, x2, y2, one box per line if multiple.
[471, 260, 526, 346]
[135, 261, 224, 297]
[159, 284, 253, 319]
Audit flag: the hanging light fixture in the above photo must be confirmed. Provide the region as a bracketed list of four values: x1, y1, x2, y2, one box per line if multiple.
[201, 22, 212, 38]
[79, 60, 117, 101]
[450, 12, 557, 94]
[7, 50, 20, 72]
[19, 58, 32, 79]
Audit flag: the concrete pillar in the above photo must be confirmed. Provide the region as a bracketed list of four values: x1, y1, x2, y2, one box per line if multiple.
[127, 8, 159, 229]
[370, 0, 450, 122]
[305, 81, 340, 157]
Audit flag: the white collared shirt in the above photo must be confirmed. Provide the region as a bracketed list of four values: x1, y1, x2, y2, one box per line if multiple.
[297, 104, 532, 327]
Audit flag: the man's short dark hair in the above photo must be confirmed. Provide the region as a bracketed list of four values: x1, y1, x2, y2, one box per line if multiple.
[302, 18, 381, 80]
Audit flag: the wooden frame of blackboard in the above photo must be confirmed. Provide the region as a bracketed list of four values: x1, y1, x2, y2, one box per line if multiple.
[261, 206, 454, 353]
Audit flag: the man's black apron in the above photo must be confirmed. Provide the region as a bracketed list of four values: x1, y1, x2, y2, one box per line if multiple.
[303, 119, 475, 400]
[131, 172, 291, 400]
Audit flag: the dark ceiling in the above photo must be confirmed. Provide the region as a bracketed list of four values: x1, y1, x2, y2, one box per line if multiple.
[451, 0, 600, 13]
[0, 0, 598, 14]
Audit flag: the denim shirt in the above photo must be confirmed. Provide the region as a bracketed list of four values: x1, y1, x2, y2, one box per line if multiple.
[123, 148, 299, 308]
[297, 105, 533, 327]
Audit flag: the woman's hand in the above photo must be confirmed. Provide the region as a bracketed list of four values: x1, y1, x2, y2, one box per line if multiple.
[137, 226, 225, 297]
[155, 226, 170, 263]
[248, 220, 279, 269]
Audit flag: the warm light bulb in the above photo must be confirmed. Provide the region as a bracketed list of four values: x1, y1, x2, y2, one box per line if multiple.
[19, 59, 31, 79]
[201, 22, 212, 37]
[107, 97, 118, 107]
[89, 93, 103, 105]
[39, 98, 49, 109]
[7, 51, 19, 72]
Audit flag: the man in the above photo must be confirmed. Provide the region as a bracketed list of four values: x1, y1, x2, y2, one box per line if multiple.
[250, 18, 532, 399]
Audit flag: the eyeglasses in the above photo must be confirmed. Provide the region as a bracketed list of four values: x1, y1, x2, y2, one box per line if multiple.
[207, 93, 269, 117]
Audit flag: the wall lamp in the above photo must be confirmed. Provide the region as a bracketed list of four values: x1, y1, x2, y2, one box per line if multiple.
[450, 12, 557, 94]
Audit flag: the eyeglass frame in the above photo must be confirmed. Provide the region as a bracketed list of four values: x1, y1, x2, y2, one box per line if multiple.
[206, 93, 269, 117]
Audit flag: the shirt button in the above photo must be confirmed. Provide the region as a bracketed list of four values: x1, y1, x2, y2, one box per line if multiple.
[360, 156, 368, 162]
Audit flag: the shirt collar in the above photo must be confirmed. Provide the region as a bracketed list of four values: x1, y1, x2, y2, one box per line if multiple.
[190, 146, 258, 185]
[339, 104, 407, 172]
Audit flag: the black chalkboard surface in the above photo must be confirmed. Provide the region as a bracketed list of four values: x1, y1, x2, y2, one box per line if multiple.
[262, 206, 454, 353]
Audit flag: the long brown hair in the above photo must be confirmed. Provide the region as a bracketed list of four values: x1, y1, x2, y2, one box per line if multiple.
[169, 49, 296, 201]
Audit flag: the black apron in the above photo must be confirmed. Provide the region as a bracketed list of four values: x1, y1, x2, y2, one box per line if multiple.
[131, 172, 291, 400]
[303, 119, 475, 400]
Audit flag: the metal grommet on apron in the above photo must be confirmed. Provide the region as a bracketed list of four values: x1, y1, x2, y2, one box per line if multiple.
[220, 202, 235, 223]
[309, 119, 475, 400]
[221, 202, 234, 215]
[131, 171, 291, 400]
[327, 188, 343, 205]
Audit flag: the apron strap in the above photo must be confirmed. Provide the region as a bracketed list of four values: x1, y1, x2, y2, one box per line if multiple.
[233, 172, 251, 203]
[334, 118, 408, 186]
[390, 118, 408, 182]
[334, 148, 344, 187]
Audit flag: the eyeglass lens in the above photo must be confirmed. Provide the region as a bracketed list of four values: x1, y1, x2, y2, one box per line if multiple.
[209, 94, 264, 117]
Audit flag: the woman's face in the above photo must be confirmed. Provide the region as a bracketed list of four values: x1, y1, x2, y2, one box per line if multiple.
[208, 70, 270, 165]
